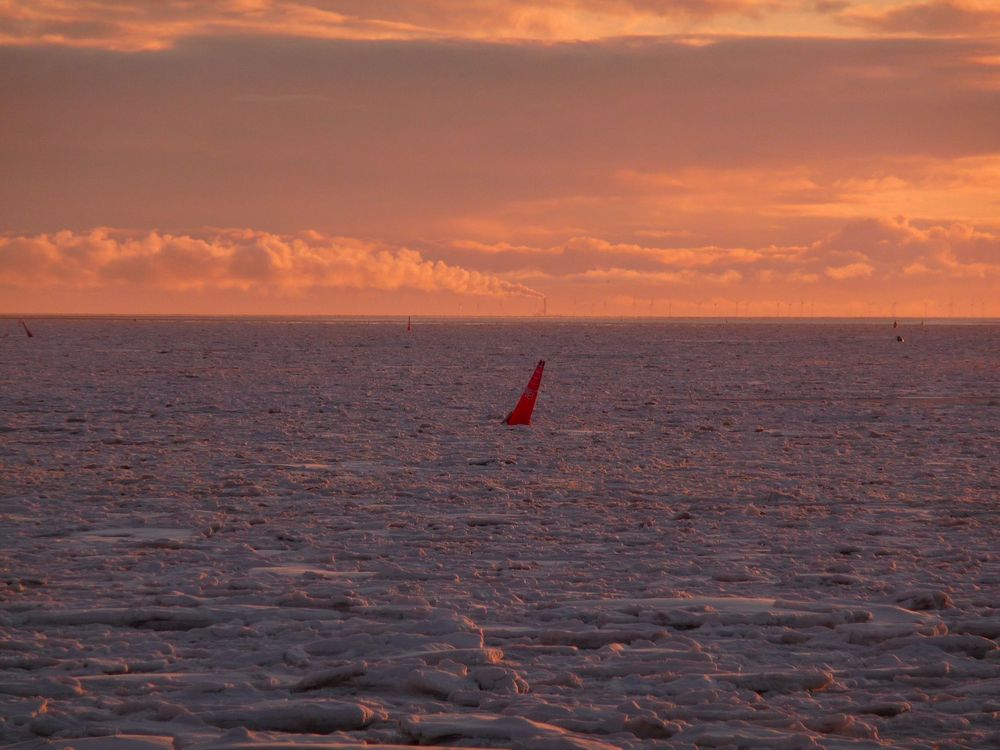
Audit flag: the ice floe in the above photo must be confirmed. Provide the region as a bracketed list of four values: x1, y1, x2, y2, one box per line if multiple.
[2, 319, 998, 749]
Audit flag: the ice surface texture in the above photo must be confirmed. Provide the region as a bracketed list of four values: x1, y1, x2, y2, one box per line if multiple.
[1, 318, 999, 749]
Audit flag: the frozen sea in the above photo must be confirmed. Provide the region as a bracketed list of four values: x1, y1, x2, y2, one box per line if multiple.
[1, 317, 999, 750]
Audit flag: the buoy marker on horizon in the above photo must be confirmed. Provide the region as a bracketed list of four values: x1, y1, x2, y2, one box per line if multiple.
[19, 320, 33, 338]
[505, 360, 545, 426]
[407, 316, 412, 332]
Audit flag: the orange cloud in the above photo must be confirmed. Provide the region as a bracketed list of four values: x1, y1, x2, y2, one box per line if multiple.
[0, 228, 542, 298]
[2, 219, 996, 316]
[839, 1, 1000, 36]
[436, 217, 998, 317]
[808, 216, 1000, 271]
[0, 0, 790, 49]
[4, 35, 998, 251]
[11, 1, 994, 50]
[573, 267, 744, 285]
[825, 262, 874, 280]
[616, 157, 1000, 227]
[441, 216, 1000, 284]
[2, 23, 998, 317]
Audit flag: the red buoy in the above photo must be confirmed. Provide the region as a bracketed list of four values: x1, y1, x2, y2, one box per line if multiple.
[505, 360, 545, 426]
[407, 316, 412, 332]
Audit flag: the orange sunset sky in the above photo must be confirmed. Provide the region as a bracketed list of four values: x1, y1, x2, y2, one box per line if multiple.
[1, 1, 998, 317]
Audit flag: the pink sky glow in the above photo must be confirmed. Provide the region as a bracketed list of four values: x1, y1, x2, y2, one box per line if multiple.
[1, 1, 998, 316]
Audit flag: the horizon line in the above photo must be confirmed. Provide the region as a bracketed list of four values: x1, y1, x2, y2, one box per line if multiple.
[3, 313, 998, 323]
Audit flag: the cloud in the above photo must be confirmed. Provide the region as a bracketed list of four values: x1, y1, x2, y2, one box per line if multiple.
[825, 262, 874, 279]
[3, 36, 999, 247]
[436, 153, 1000, 252]
[439, 216, 1000, 287]
[605, 156, 1000, 237]
[9, 1, 1000, 52]
[809, 217, 1000, 276]
[0, 228, 543, 298]
[449, 216, 999, 315]
[572, 267, 745, 285]
[838, 1, 1000, 36]
[441, 236, 767, 278]
[0, 0, 789, 50]
[2, 218, 996, 315]
[19, 1, 1000, 51]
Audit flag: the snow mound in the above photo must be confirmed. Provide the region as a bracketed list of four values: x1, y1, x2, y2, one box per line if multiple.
[206, 700, 385, 732]
[400, 713, 619, 750]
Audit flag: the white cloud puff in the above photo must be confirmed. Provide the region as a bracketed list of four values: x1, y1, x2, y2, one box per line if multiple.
[444, 216, 999, 284]
[0, 228, 542, 298]
[825, 262, 875, 280]
[805, 216, 1000, 277]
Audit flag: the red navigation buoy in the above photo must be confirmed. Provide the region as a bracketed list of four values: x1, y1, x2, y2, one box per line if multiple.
[19, 320, 33, 338]
[407, 316, 412, 332]
[505, 360, 545, 426]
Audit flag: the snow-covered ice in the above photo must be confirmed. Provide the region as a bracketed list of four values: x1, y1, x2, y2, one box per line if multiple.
[1, 318, 998, 749]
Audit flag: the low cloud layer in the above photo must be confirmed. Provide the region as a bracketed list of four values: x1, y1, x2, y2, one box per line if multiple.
[432, 216, 1000, 315]
[0, 228, 542, 299]
[446, 216, 1000, 282]
[3, 219, 995, 316]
